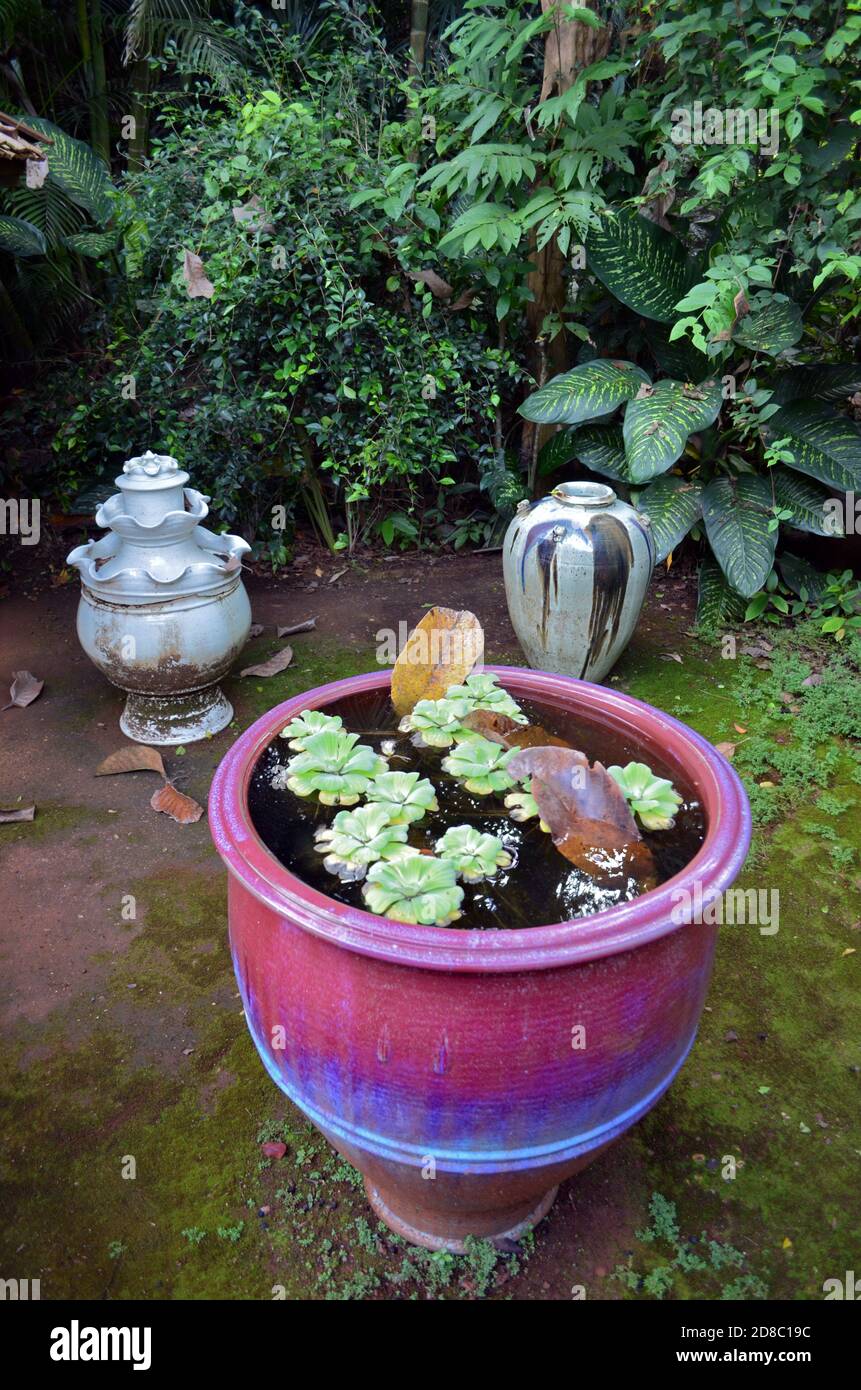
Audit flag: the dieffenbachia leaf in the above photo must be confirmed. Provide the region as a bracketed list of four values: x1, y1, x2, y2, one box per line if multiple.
[701, 474, 776, 598]
[0, 214, 46, 257]
[771, 466, 841, 536]
[635, 475, 703, 562]
[777, 552, 832, 603]
[772, 363, 861, 405]
[537, 428, 579, 477]
[22, 115, 113, 224]
[696, 555, 746, 631]
[64, 230, 118, 257]
[519, 359, 649, 426]
[768, 401, 861, 492]
[623, 379, 722, 483]
[644, 322, 713, 383]
[572, 422, 629, 479]
[586, 209, 701, 323]
[732, 294, 803, 354]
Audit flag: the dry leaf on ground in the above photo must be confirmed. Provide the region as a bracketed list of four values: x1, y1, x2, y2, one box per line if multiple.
[2, 670, 44, 710]
[0, 805, 35, 823]
[390, 607, 483, 716]
[715, 741, 736, 759]
[240, 645, 293, 678]
[248, 624, 264, 638]
[95, 745, 166, 778]
[150, 782, 203, 824]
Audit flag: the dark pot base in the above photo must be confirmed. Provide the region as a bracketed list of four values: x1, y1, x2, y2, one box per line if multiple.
[365, 1177, 559, 1253]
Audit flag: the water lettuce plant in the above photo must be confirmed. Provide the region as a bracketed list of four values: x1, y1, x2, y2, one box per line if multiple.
[435, 825, 512, 882]
[362, 856, 464, 925]
[444, 673, 527, 724]
[442, 735, 517, 795]
[398, 697, 471, 748]
[314, 804, 413, 881]
[281, 730, 387, 806]
[279, 709, 344, 751]
[608, 763, 683, 831]
[366, 770, 439, 825]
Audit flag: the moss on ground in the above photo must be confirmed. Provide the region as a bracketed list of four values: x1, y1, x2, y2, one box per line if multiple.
[2, 616, 858, 1299]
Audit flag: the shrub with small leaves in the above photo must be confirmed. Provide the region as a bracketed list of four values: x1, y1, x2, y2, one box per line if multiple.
[435, 825, 512, 882]
[279, 730, 387, 806]
[442, 735, 516, 795]
[279, 709, 344, 751]
[398, 697, 471, 748]
[608, 762, 682, 830]
[314, 804, 414, 881]
[366, 770, 439, 825]
[362, 856, 464, 925]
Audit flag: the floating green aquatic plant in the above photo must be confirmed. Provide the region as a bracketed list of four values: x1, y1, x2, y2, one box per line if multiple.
[442, 735, 517, 795]
[279, 708, 344, 751]
[362, 855, 464, 925]
[280, 730, 387, 806]
[444, 672, 527, 723]
[314, 804, 414, 881]
[435, 825, 512, 882]
[398, 697, 471, 748]
[366, 770, 439, 825]
[608, 762, 683, 831]
[503, 785, 550, 832]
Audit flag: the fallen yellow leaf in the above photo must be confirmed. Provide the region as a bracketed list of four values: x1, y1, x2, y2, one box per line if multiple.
[390, 607, 483, 716]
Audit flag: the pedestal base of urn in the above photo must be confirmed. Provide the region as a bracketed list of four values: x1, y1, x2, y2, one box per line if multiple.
[120, 685, 233, 745]
[364, 1177, 559, 1254]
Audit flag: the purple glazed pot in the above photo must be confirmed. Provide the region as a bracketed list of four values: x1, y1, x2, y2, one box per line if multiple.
[209, 667, 750, 1252]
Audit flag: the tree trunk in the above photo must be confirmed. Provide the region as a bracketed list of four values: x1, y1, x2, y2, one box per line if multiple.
[409, 1, 429, 77]
[127, 58, 151, 172]
[519, 1, 611, 486]
[88, 0, 110, 164]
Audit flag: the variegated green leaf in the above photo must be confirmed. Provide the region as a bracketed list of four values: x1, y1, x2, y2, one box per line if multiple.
[777, 552, 831, 603]
[732, 294, 803, 354]
[64, 230, 118, 257]
[586, 209, 700, 323]
[571, 422, 629, 479]
[696, 555, 746, 632]
[771, 466, 841, 536]
[537, 428, 579, 477]
[702, 474, 776, 598]
[635, 475, 702, 563]
[772, 363, 861, 405]
[0, 214, 46, 257]
[768, 401, 861, 492]
[519, 359, 649, 426]
[22, 116, 113, 224]
[623, 379, 722, 483]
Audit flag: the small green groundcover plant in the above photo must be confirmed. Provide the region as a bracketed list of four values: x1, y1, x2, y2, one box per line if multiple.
[272, 631, 683, 926]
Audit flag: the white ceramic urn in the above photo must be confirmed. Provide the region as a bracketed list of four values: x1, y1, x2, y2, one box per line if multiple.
[502, 481, 654, 683]
[67, 451, 252, 744]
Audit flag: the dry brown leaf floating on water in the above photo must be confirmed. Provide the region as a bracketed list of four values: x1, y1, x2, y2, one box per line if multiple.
[150, 782, 204, 825]
[390, 607, 483, 716]
[0, 805, 36, 823]
[240, 645, 293, 678]
[95, 745, 167, 778]
[2, 670, 44, 710]
[507, 745, 656, 885]
[460, 709, 570, 750]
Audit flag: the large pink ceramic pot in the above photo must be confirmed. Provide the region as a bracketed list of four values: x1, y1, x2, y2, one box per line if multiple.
[209, 667, 750, 1252]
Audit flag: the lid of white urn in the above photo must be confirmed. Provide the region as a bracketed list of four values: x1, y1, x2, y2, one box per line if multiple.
[117, 450, 190, 491]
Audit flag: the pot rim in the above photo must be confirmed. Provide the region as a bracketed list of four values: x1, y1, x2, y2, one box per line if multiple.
[209, 665, 750, 972]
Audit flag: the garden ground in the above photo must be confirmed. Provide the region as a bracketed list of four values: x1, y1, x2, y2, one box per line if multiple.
[1, 548, 859, 1300]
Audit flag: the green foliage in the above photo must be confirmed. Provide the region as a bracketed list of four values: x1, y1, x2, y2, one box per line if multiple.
[608, 763, 682, 831]
[361, 854, 464, 926]
[435, 824, 512, 882]
[613, 1192, 768, 1300]
[280, 730, 387, 807]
